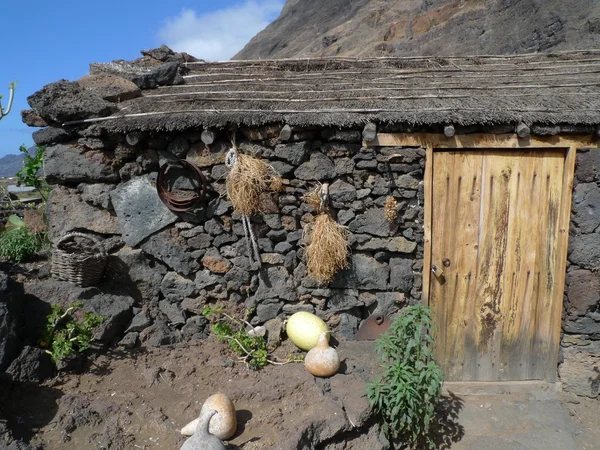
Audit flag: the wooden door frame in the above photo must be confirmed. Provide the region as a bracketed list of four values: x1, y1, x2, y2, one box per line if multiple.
[365, 132, 596, 309]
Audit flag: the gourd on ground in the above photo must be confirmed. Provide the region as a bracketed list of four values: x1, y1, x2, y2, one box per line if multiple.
[286, 311, 329, 351]
[181, 392, 237, 440]
[304, 331, 340, 377]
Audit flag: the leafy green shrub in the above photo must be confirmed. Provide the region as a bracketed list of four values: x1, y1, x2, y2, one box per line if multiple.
[367, 305, 444, 449]
[16, 144, 48, 201]
[0, 226, 40, 262]
[41, 301, 103, 367]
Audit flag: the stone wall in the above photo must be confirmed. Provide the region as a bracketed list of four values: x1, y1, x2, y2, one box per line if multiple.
[42, 126, 424, 347]
[560, 148, 600, 398]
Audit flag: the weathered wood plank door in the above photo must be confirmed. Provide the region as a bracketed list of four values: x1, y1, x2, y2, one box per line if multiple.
[429, 149, 572, 382]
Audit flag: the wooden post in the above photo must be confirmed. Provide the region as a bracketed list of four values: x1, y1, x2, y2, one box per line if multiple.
[320, 183, 330, 208]
[362, 122, 377, 141]
[126, 132, 146, 146]
[444, 125, 455, 137]
[279, 124, 292, 141]
[201, 129, 216, 145]
[516, 123, 531, 138]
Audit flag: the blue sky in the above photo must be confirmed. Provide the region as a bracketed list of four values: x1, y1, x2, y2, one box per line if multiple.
[0, 0, 283, 158]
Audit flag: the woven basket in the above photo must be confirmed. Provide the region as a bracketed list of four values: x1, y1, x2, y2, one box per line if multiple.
[51, 232, 107, 287]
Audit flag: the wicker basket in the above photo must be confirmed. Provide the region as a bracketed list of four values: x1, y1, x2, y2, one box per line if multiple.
[51, 232, 107, 287]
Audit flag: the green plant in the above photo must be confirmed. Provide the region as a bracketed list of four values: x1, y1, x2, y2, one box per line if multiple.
[40, 301, 103, 367]
[367, 305, 444, 449]
[16, 144, 48, 201]
[0, 216, 40, 262]
[202, 306, 268, 370]
[202, 306, 302, 370]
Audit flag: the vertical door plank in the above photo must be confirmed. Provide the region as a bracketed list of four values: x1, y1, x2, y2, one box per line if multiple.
[430, 151, 456, 377]
[531, 150, 565, 379]
[497, 152, 528, 380]
[473, 151, 513, 380]
[422, 145, 434, 307]
[499, 151, 542, 380]
[442, 151, 484, 381]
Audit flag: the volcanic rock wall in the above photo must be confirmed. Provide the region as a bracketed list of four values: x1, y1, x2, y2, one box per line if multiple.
[40, 126, 424, 347]
[560, 148, 600, 398]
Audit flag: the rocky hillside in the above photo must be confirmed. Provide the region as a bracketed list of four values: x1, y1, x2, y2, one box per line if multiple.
[0, 154, 23, 178]
[234, 0, 600, 59]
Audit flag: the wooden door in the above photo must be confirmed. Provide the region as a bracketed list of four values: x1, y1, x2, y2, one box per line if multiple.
[429, 149, 571, 382]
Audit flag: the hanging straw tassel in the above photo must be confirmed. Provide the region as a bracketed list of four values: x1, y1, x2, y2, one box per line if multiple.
[226, 147, 260, 266]
[302, 183, 350, 283]
[225, 144, 282, 267]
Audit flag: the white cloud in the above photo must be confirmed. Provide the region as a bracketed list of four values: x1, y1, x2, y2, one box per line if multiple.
[158, 1, 284, 61]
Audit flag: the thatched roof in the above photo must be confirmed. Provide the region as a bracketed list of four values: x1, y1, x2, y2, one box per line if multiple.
[64, 50, 600, 133]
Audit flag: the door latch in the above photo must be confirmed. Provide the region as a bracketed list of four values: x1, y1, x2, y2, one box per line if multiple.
[431, 264, 446, 285]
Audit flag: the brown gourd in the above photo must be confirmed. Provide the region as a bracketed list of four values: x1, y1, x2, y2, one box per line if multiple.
[181, 392, 237, 440]
[304, 331, 340, 377]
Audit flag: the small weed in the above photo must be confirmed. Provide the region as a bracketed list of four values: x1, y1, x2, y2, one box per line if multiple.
[40, 301, 103, 368]
[202, 306, 268, 370]
[367, 305, 444, 449]
[202, 305, 302, 370]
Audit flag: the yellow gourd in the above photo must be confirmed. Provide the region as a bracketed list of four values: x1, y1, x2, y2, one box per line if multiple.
[286, 311, 329, 351]
[304, 331, 340, 377]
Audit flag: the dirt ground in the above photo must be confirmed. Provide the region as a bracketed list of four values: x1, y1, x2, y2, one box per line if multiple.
[0, 338, 381, 450]
[1, 337, 600, 450]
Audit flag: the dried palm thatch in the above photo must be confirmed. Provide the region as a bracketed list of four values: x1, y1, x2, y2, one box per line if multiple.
[225, 152, 282, 216]
[70, 51, 600, 134]
[304, 213, 350, 284]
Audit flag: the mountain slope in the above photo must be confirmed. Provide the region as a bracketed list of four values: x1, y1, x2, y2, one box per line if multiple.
[0, 154, 23, 178]
[234, 0, 600, 59]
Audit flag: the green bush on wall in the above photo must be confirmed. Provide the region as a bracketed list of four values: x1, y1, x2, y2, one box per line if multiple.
[367, 305, 444, 449]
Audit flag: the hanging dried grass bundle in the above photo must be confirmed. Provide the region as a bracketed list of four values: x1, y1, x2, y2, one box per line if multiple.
[384, 195, 398, 222]
[225, 152, 282, 216]
[302, 183, 323, 211]
[304, 213, 350, 283]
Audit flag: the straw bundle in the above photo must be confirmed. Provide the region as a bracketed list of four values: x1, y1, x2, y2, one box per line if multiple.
[384, 196, 398, 222]
[225, 153, 282, 216]
[304, 213, 350, 283]
[302, 184, 323, 211]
